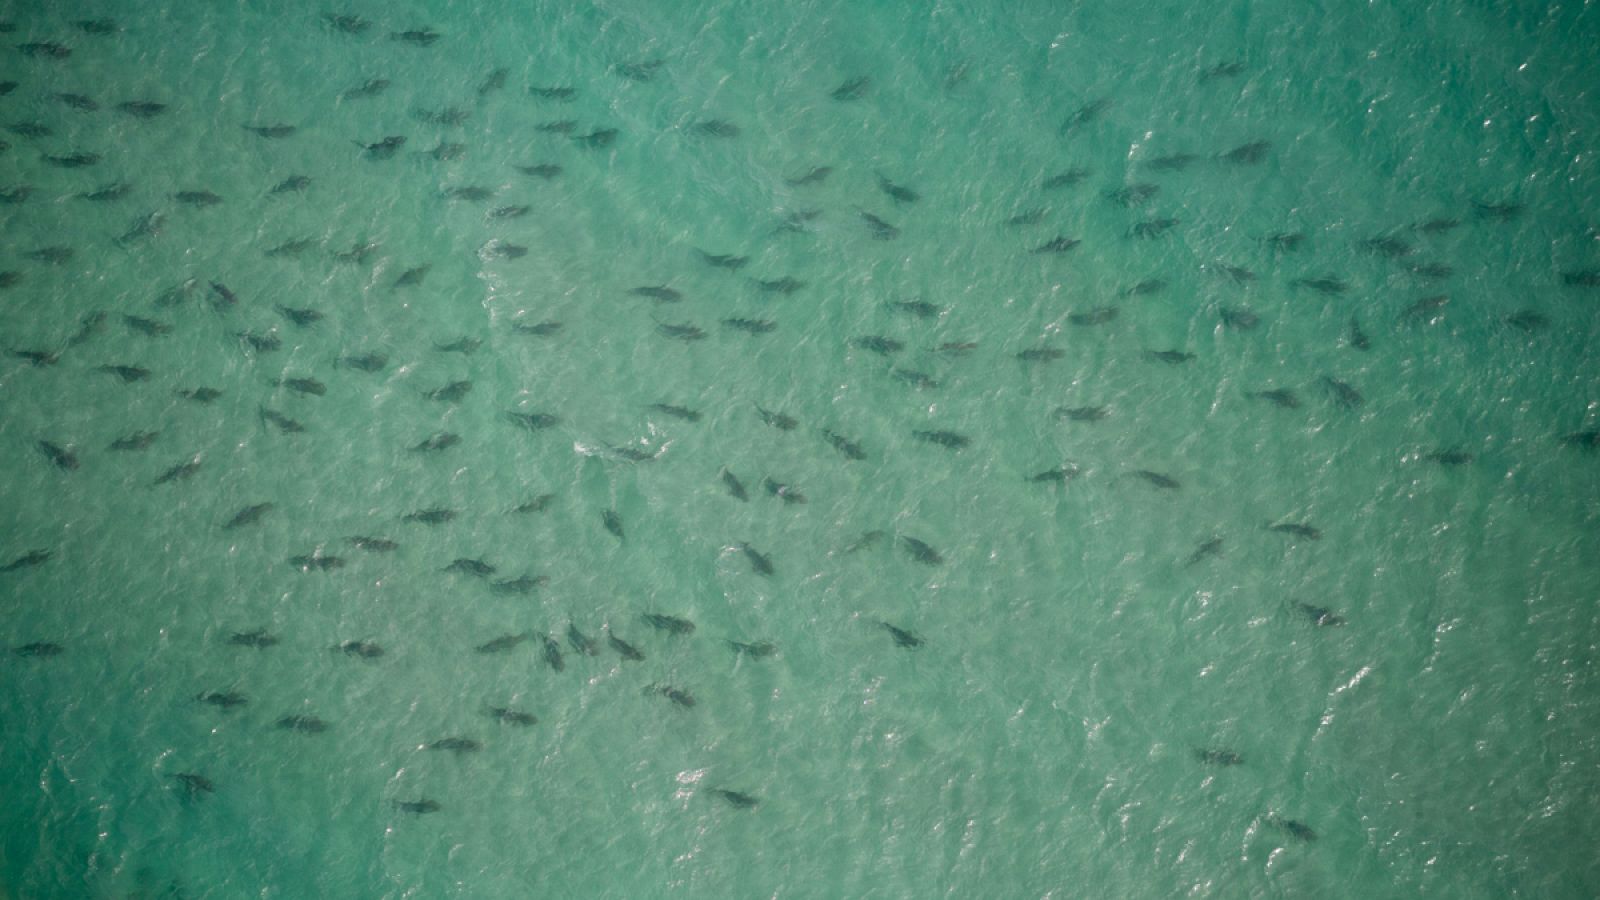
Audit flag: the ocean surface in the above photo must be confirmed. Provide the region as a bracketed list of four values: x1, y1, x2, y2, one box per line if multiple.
[2, 1, 1599, 897]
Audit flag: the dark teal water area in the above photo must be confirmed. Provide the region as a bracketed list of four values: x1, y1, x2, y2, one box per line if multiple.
[2, 1, 1599, 897]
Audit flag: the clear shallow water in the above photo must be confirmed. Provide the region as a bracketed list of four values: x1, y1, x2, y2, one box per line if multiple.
[2, 1, 1599, 897]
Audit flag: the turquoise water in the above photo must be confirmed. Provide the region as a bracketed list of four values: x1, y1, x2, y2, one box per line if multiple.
[3, 0, 1599, 896]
